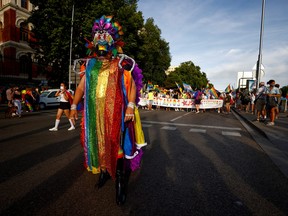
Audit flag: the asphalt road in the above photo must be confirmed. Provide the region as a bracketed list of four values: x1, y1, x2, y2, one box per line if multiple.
[1, 108, 288, 216]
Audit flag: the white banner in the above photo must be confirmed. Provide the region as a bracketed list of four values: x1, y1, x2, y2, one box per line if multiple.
[138, 97, 223, 109]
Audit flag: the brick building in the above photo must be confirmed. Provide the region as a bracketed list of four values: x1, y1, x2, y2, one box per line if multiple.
[0, 0, 46, 85]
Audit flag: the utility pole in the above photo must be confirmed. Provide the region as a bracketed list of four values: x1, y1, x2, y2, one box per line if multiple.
[68, 4, 74, 90]
[255, 0, 266, 90]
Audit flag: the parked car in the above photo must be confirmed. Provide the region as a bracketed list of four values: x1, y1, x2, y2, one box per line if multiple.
[39, 89, 74, 109]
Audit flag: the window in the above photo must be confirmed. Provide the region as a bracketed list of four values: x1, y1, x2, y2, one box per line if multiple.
[21, 0, 28, 9]
[20, 22, 28, 41]
[19, 55, 29, 75]
[0, 22, 3, 42]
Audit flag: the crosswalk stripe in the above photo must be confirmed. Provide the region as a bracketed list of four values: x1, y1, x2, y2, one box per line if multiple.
[222, 131, 241, 137]
[189, 128, 207, 133]
[142, 120, 242, 131]
[142, 124, 152, 128]
[161, 126, 177, 130]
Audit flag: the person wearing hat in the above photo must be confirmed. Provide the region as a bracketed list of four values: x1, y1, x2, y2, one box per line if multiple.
[255, 82, 267, 121]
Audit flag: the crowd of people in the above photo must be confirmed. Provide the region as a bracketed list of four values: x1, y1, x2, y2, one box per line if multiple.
[1, 85, 43, 117]
[141, 79, 287, 126]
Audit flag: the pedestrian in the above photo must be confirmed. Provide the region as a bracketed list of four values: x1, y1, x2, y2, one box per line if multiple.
[49, 82, 75, 131]
[250, 89, 256, 114]
[13, 87, 22, 117]
[6, 86, 14, 106]
[194, 89, 202, 113]
[241, 88, 250, 112]
[274, 84, 281, 119]
[224, 92, 231, 113]
[265, 80, 281, 126]
[255, 82, 267, 121]
[147, 90, 154, 110]
[69, 16, 146, 205]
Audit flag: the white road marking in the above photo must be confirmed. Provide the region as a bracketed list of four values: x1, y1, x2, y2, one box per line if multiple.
[142, 124, 152, 128]
[170, 112, 191, 122]
[161, 126, 177, 130]
[189, 128, 207, 133]
[222, 131, 241, 137]
[141, 120, 242, 131]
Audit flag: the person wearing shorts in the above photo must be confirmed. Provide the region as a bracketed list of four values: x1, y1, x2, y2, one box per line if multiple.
[49, 83, 75, 131]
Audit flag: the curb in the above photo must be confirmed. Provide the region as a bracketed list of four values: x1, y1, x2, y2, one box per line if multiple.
[232, 108, 268, 140]
[232, 109, 288, 179]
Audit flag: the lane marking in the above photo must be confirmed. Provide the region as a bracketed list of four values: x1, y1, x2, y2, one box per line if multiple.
[142, 124, 152, 128]
[222, 131, 241, 137]
[170, 112, 191, 122]
[170, 116, 183, 122]
[161, 126, 177, 130]
[141, 120, 242, 131]
[189, 128, 207, 133]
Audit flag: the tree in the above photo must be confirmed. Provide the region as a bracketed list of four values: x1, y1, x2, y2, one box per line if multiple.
[28, 0, 145, 86]
[164, 61, 208, 90]
[137, 18, 171, 86]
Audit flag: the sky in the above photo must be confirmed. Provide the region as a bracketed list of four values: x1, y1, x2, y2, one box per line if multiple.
[137, 0, 288, 90]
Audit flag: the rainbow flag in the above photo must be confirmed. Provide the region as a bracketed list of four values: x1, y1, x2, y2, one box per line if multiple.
[210, 86, 218, 99]
[147, 81, 153, 91]
[225, 84, 231, 93]
[175, 82, 183, 93]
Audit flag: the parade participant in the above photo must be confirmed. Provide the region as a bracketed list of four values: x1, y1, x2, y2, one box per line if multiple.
[13, 87, 22, 117]
[255, 82, 267, 121]
[147, 90, 154, 110]
[224, 92, 231, 114]
[49, 83, 75, 131]
[194, 89, 202, 113]
[6, 87, 14, 106]
[266, 80, 280, 126]
[69, 16, 146, 205]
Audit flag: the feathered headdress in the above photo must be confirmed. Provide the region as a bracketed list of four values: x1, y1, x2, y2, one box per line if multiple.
[86, 15, 124, 57]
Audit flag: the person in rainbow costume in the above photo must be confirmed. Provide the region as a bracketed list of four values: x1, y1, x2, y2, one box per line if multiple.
[70, 15, 146, 205]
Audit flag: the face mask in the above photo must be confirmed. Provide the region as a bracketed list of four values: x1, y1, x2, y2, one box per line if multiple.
[60, 86, 64, 90]
[270, 84, 275, 87]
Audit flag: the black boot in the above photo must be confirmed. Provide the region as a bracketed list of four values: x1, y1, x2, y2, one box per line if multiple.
[116, 159, 126, 205]
[96, 169, 110, 189]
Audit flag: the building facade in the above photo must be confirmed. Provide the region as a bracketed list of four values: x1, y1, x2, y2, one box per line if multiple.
[0, 0, 45, 85]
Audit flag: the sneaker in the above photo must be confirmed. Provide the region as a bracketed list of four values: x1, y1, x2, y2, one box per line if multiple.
[49, 127, 58, 131]
[266, 122, 275, 126]
[196, 111, 200, 114]
[68, 126, 75, 131]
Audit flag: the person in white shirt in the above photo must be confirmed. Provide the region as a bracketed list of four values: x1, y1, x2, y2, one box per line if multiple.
[49, 83, 75, 131]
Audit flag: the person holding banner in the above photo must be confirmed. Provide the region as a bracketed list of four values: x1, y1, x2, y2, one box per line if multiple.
[194, 89, 202, 113]
[147, 90, 154, 110]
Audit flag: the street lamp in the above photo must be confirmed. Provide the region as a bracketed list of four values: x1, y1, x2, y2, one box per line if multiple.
[68, 4, 74, 90]
[255, 0, 266, 90]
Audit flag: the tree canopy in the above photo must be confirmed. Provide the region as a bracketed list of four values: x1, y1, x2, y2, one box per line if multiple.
[28, 0, 171, 86]
[164, 61, 208, 90]
[28, 0, 208, 89]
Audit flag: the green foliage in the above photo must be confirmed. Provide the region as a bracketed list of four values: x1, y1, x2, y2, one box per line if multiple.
[164, 61, 208, 90]
[28, 0, 145, 84]
[280, 85, 288, 97]
[138, 18, 171, 86]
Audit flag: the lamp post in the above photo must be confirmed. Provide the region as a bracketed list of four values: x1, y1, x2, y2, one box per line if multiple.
[68, 4, 74, 90]
[255, 0, 266, 90]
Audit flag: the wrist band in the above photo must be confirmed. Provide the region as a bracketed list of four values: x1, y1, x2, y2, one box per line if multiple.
[127, 102, 135, 109]
[71, 104, 77, 110]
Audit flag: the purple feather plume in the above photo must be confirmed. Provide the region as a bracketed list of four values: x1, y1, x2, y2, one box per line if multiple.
[131, 64, 143, 105]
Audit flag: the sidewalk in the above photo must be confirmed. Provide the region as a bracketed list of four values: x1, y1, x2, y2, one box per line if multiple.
[233, 108, 288, 178]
